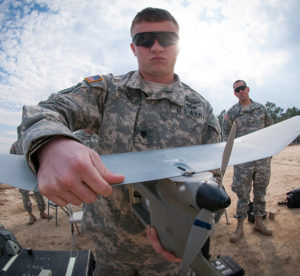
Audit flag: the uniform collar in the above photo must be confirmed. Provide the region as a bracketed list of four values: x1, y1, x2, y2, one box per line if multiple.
[238, 99, 254, 110]
[126, 71, 185, 107]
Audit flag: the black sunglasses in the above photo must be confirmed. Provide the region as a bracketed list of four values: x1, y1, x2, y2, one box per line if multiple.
[132, 32, 179, 48]
[234, 85, 247, 93]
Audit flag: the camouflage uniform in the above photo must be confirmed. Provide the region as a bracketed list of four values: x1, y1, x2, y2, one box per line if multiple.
[18, 189, 46, 212]
[10, 142, 46, 213]
[18, 71, 220, 276]
[222, 99, 273, 220]
[74, 130, 99, 151]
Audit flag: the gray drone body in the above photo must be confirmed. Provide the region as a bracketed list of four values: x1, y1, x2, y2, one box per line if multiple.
[131, 172, 230, 275]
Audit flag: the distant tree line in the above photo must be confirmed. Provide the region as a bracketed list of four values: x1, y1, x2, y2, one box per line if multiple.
[217, 102, 300, 144]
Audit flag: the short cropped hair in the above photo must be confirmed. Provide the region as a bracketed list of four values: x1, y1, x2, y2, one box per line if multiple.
[130, 7, 179, 36]
[233, 80, 247, 87]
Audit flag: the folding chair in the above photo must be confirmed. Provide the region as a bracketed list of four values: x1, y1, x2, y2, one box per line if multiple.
[47, 200, 69, 227]
[47, 200, 58, 227]
[68, 205, 83, 250]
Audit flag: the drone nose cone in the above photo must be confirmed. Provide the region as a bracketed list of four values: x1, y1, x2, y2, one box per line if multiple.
[220, 194, 231, 209]
[196, 181, 231, 212]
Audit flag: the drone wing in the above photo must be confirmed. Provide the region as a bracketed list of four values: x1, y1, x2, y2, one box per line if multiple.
[0, 116, 299, 191]
[105, 116, 300, 181]
[0, 154, 37, 190]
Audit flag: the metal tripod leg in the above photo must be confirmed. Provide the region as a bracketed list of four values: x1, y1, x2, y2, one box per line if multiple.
[224, 209, 230, 225]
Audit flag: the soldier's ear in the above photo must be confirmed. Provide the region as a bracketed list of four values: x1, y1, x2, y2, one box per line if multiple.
[130, 43, 137, 57]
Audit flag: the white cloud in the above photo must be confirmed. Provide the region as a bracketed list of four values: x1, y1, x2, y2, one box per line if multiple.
[0, 108, 22, 126]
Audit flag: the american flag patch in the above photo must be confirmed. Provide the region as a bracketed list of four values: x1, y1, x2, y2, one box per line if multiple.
[84, 75, 103, 83]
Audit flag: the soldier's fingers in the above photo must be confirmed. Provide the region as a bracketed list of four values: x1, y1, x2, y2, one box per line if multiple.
[78, 150, 124, 197]
[90, 150, 125, 184]
[47, 194, 72, 207]
[37, 168, 94, 204]
[71, 152, 113, 197]
[162, 251, 182, 263]
[146, 226, 181, 263]
[68, 180, 98, 204]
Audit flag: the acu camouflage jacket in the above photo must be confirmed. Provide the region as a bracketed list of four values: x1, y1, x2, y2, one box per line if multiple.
[222, 99, 273, 139]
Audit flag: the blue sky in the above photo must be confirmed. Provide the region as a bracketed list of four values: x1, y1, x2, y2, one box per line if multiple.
[0, 0, 299, 153]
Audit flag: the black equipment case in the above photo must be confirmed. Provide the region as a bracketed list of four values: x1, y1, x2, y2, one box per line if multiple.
[0, 248, 95, 276]
[210, 255, 245, 276]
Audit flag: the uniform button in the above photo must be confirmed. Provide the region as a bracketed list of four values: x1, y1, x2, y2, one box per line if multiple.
[140, 130, 147, 138]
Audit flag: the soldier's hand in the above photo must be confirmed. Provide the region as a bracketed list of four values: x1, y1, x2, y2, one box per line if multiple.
[36, 136, 124, 206]
[146, 225, 181, 263]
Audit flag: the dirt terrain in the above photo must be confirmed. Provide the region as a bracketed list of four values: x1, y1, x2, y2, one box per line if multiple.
[1, 145, 299, 276]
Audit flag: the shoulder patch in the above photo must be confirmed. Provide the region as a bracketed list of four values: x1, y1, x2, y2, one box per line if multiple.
[84, 75, 103, 83]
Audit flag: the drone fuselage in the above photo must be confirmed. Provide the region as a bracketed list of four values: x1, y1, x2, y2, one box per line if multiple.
[130, 172, 230, 275]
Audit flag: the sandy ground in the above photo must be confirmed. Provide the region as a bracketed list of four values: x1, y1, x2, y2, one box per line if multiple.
[0, 145, 299, 276]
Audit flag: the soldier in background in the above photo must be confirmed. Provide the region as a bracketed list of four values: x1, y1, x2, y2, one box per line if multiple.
[10, 142, 52, 225]
[222, 80, 274, 243]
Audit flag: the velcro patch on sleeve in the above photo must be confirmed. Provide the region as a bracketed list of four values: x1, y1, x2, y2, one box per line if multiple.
[84, 75, 103, 83]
